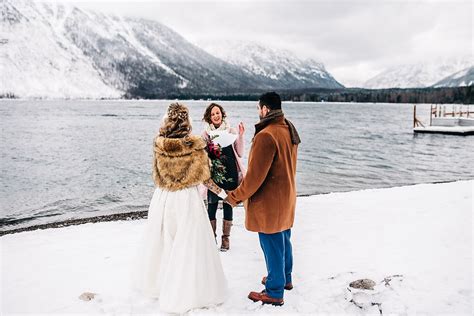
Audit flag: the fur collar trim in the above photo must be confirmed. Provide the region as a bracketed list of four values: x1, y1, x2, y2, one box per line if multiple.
[154, 135, 206, 157]
[152, 135, 210, 191]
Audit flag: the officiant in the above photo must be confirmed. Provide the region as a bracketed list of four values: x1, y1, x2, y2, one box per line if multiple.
[201, 103, 246, 251]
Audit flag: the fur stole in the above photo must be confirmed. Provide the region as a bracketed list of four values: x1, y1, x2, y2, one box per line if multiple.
[152, 135, 211, 191]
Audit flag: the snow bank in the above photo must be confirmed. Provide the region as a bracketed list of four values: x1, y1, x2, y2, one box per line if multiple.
[1, 181, 472, 315]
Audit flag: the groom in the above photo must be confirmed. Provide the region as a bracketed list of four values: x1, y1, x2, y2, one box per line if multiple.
[225, 91, 300, 306]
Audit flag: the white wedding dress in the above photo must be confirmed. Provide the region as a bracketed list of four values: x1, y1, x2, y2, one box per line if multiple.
[133, 185, 227, 313]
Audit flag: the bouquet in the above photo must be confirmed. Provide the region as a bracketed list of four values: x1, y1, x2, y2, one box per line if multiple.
[206, 136, 233, 185]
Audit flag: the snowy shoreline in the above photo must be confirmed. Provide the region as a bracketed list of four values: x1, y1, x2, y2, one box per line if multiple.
[1, 180, 468, 236]
[2, 180, 472, 315]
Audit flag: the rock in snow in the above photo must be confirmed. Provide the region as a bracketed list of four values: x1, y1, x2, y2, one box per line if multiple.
[78, 292, 97, 302]
[349, 279, 377, 290]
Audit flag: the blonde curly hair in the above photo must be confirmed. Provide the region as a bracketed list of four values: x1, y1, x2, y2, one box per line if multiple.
[159, 103, 192, 138]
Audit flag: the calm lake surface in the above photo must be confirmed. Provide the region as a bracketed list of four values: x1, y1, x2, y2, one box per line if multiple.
[1, 100, 473, 230]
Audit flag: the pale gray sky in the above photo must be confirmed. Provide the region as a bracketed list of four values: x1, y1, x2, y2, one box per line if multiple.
[47, 0, 472, 87]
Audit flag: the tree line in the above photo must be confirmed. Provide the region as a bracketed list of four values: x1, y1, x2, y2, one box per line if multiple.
[159, 86, 473, 104]
[2, 86, 472, 104]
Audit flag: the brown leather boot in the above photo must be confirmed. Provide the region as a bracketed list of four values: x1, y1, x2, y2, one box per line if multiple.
[210, 219, 217, 241]
[248, 290, 284, 306]
[220, 220, 232, 251]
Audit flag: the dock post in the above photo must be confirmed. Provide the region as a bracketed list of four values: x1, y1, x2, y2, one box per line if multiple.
[430, 105, 433, 126]
[413, 105, 416, 128]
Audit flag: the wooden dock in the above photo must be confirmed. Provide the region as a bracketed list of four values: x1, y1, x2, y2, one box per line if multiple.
[413, 105, 474, 136]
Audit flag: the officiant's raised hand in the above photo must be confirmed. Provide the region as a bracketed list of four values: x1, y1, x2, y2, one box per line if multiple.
[238, 122, 245, 136]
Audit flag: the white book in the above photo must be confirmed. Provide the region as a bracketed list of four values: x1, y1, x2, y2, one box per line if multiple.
[208, 130, 237, 148]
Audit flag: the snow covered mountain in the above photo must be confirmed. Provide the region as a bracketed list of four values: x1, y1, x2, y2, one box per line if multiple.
[1, 0, 122, 98]
[363, 57, 473, 89]
[202, 41, 344, 89]
[1, 0, 343, 99]
[432, 67, 474, 88]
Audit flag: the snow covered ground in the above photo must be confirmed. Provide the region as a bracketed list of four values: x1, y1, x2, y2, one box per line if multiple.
[1, 180, 472, 315]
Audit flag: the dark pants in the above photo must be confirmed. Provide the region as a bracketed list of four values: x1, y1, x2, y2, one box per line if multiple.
[258, 229, 293, 299]
[207, 202, 233, 221]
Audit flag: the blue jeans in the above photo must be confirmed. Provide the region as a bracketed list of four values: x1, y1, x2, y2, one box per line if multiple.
[258, 229, 293, 299]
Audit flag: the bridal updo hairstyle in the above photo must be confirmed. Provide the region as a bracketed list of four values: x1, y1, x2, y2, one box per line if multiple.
[159, 103, 192, 138]
[202, 103, 227, 124]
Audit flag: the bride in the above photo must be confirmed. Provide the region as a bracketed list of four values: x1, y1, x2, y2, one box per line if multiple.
[133, 102, 227, 313]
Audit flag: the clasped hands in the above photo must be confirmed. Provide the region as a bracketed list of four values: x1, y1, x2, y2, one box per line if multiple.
[218, 189, 237, 207]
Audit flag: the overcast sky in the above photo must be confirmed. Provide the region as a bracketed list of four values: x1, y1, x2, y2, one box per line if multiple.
[48, 0, 472, 87]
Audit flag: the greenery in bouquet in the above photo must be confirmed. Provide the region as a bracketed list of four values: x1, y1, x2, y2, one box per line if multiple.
[206, 136, 233, 185]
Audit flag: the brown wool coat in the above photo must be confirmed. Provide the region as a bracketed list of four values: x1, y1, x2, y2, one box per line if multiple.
[226, 116, 298, 234]
[152, 135, 211, 191]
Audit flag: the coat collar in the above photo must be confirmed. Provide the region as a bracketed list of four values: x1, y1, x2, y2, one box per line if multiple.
[254, 111, 285, 135]
[154, 135, 206, 157]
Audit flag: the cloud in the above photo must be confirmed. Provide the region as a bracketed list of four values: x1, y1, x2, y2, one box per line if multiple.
[64, 0, 472, 86]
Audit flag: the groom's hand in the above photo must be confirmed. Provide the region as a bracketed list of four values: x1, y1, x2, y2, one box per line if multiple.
[223, 198, 235, 207]
[224, 191, 237, 207]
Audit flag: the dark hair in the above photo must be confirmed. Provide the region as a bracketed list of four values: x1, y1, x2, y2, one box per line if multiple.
[202, 103, 227, 124]
[159, 103, 192, 138]
[259, 92, 281, 110]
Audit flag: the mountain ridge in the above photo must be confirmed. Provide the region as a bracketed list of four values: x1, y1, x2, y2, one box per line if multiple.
[432, 66, 474, 88]
[1, 0, 343, 99]
[363, 58, 473, 89]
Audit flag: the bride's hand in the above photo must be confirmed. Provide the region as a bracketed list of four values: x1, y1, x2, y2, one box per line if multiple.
[238, 122, 245, 136]
[217, 189, 227, 200]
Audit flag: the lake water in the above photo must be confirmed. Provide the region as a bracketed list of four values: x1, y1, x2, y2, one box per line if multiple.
[1, 100, 473, 230]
